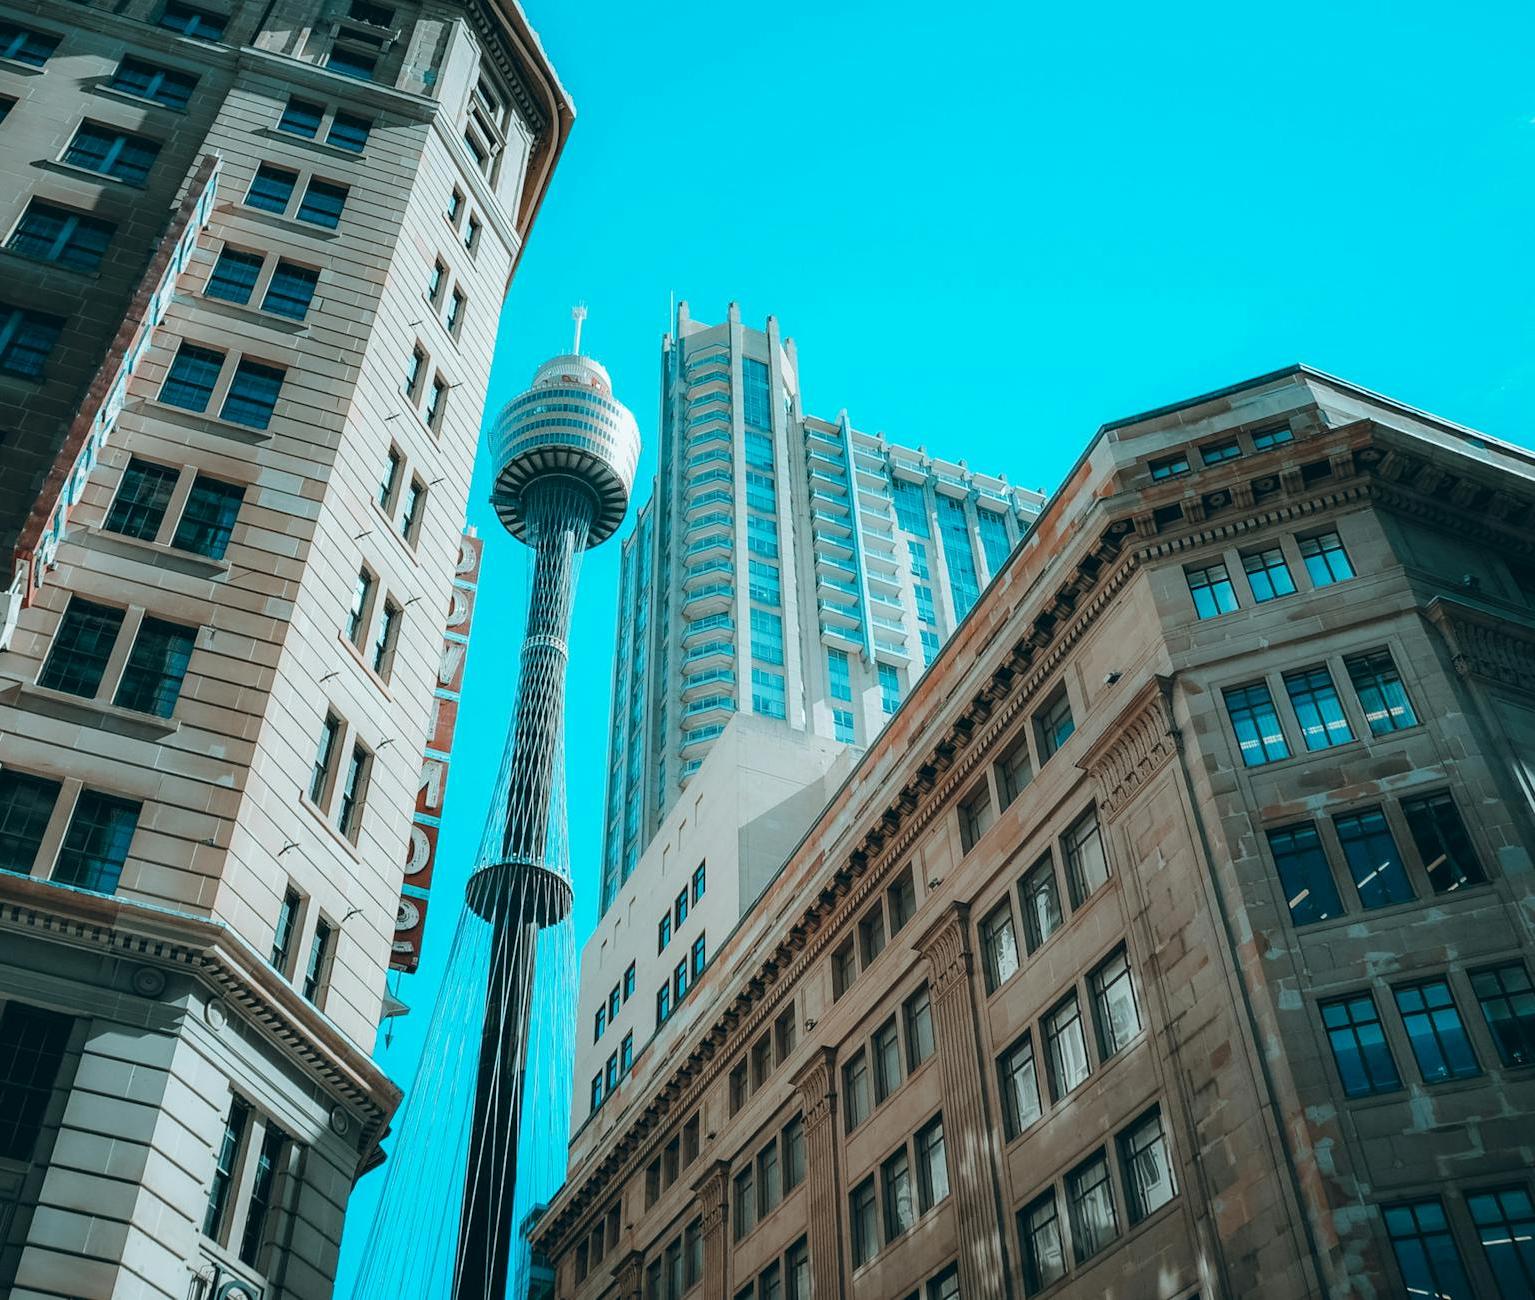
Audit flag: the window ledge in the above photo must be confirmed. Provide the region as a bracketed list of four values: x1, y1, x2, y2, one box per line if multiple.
[335, 629, 394, 701]
[257, 125, 368, 161]
[192, 291, 311, 336]
[298, 793, 363, 864]
[0, 679, 180, 741]
[0, 246, 102, 281]
[89, 83, 189, 115]
[81, 526, 230, 579]
[132, 399, 274, 446]
[236, 206, 341, 240]
[368, 497, 420, 566]
[0, 57, 47, 78]
[1289, 880, 1498, 938]
[36, 159, 148, 189]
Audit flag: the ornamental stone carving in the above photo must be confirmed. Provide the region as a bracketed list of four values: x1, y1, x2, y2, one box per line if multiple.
[913, 902, 973, 1005]
[1076, 675, 1180, 820]
[1425, 597, 1535, 693]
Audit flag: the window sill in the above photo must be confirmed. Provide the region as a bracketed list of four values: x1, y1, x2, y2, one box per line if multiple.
[0, 679, 180, 741]
[1290, 881, 1498, 938]
[368, 497, 421, 566]
[81, 526, 230, 579]
[89, 83, 189, 115]
[195, 292, 311, 335]
[0, 57, 47, 77]
[0, 246, 102, 280]
[257, 125, 367, 161]
[335, 629, 394, 700]
[37, 159, 148, 189]
[134, 398, 274, 445]
[298, 793, 363, 864]
[237, 205, 341, 240]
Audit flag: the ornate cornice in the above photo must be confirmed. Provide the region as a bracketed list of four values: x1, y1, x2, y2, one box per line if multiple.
[1075, 675, 1181, 820]
[1423, 596, 1535, 692]
[913, 902, 973, 1003]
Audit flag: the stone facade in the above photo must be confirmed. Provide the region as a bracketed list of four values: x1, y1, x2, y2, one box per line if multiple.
[533, 367, 1535, 1300]
[0, 2, 568, 1297]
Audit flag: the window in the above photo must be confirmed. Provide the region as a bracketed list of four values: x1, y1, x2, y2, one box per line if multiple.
[160, 342, 225, 412]
[750, 609, 784, 665]
[204, 1097, 250, 1239]
[1252, 424, 1293, 450]
[1044, 992, 1090, 1100]
[1345, 650, 1417, 736]
[842, 1049, 873, 1136]
[692, 861, 706, 903]
[593, 1004, 605, 1043]
[245, 164, 298, 213]
[1383, 1199, 1473, 1299]
[1470, 963, 1535, 1067]
[656, 982, 671, 1026]
[905, 984, 935, 1069]
[327, 41, 377, 80]
[959, 783, 996, 853]
[1089, 946, 1141, 1059]
[109, 56, 198, 110]
[882, 1147, 914, 1240]
[879, 663, 901, 714]
[1201, 439, 1240, 465]
[206, 248, 264, 304]
[748, 514, 779, 558]
[1242, 546, 1295, 602]
[1035, 686, 1075, 761]
[1333, 807, 1413, 908]
[371, 599, 401, 678]
[404, 346, 426, 400]
[733, 1166, 756, 1241]
[263, 261, 320, 320]
[446, 288, 466, 335]
[888, 867, 917, 933]
[979, 902, 1019, 992]
[400, 477, 426, 544]
[1149, 453, 1189, 480]
[850, 1178, 878, 1267]
[621, 1033, 633, 1075]
[328, 111, 371, 153]
[1063, 806, 1109, 907]
[174, 476, 244, 559]
[52, 791, 141, 894]
[0, 22, 60, 66]
[831, 939, 857, 1000]
[1321, 993, 1401, 1096]
[1186, 562, 1239, 618]
[999, 1033, 1041, 1139]
[447, 188, 464, 223]
[927, 1266, 960, 1300]
[0, 772, 59, 874]
[691, 934, 705, 978]
[1018, 853, 1062, 953]
[1393, 980, 1479, 1082]
[673, 959, 688, 1002]
[270, 887, 301, 973]
[1110, 1107, 1176, 1226]
[832, 708, 854, 742]
[826, 648, 852, 702]
[752, 668, 786, 719]
[1067, 1150, 1119, 1262]
[748, 560, 780, 606]
[337, 744, 370, 841]
[63, 123, 161, 185]
[238, 1121, 287, 1268]
[873, 1018, 901, 1103]
[757, 1137, 781, 1215]
[1402, 792, 1486, 893]
[1284, 665, 1354, 751]
[427, 259, 447, 303]
[221, 359, 285, 429]
[105, 459, 178, 540]
[345, 568, 376, 645]
[114, 618, 196, 717]
[1267, 823, 1343, 925]
[0, 307, 63, 378]
[1019, 1191, 1067, 1295]
[277, 97, 323, 138]
[160, 2, 226, 40]
[774, 1007, 796, 1065]
[785, 1239, 809, 1300]
[657, 912, 671, 953]
[426, 376, 447, 428]
[465, 216, 482, 251]
[1298, 530, 1354, 585]
[782, 1115, 806, 1191]
[309, 712, 342, 805]
[1468, 1187, 1535, 1296]
[674, 888, 689, 929]
[624, 961, 636, 1000]
[998, 736, 1033, 806]
[0, 1002, 72, 1162]
[302, 918, 332, 1003]
[297, 178, 348, 228]
[39, 599, 124, 698]
[7, 202, 114, 272]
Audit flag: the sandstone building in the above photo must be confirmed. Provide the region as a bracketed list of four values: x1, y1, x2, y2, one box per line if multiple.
[533, 367, 1535, 1300]
[0, 2, 568, 1297]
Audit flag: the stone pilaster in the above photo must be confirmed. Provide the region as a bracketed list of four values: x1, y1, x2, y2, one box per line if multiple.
[694, 1158, 732, 1300]
[612, 1247, 645, 1300]
[913, 902, 1012, 1299]
[790, 1046, 846, 1295]
[1074, 674, 1179, 822]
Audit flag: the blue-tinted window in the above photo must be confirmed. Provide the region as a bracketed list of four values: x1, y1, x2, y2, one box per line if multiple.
[978, 508, 1011, 574]
[1252, 425, 1293, 450]
[206, 248, 264, 304]
[1383, 1200, 1472, 1300]
[172, 475, 244, 559]
[246, 164, 298, 213]
[1266, 823, 1342, 925]
[1346, 650, 1417, 736]
[159, 2, 226, 41]
[0, 771, 61, 876]
[0, 308, 62, 378]
[6, 203, 114, 272]
[938, 496, 979, 617]
[742, 357, 771, 431]
[1403, 792, 1486, 894]
[1284, 666, 1354, 751]
[1471, 963, 1535, 1067]
[277, 98, 323, 138]
[892, 480, 930, 536]
[108, 57, 198, 110]
[1334, 807, 1413, 909]
[827, 649, 851, 702]
[104, 460, 178, 540]
[750, 609, 783, 666]
[160, 343, 225, 412]
[833, 708, 854, 742]
[1321, 993, 1400, 1096]
[114, 618, 196, 717]
[297, 178, 348, 228]
[1242, 547, 1295, 602]
[262, 261, 319, 319]
[1393, 980, 1479, 1083]
[747, 514, 778, 558]
[39, 600, 124, 699]
[0, 22, 60, 66]
[878, 663, 900, 714]
[220, 358, 285, 428]
[327, 111, 371, 152]
[51, 791, 141, 895]
[751, 668, 785, 720]
[1299, 531, 1354, 585]
[1187, 562, 1239, 618]
[63, 123, 160, 184]
[1224, 682, 1289, 766]
[1467, 1187, 1535, 1296]
[745, 430, 774, 469]
[326, 43, 377, 80]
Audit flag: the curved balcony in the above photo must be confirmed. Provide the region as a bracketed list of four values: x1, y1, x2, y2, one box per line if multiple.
[685, 489, 733, 519]
[819, 622, 864, 650]
[681, 723, 727, 751]
[684, 531, 732, 562]
[682, 613, 734, 645]
[681, 666, 736, 701]
[681, 694, 736, 724]
[685, 557, 733, 585]
[682, 582, 735, 617]
[812, 509, 853, 538]
[682, 638, 734, 669]
[817, 599, 861, 629]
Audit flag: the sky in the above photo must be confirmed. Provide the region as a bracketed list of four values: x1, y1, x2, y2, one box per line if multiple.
[337, 0, 1535, 1283]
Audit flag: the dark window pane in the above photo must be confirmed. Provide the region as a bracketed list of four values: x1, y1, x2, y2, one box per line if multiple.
[51, 791, 140, 894]
[39, 599, 124, 698]
[171, 476, 244, 559]
[1383, 1199, 1474, 1300]
[1019, 1192, 1066, 1295]
[108, 57, 197, 110]
[1393, 980, 1479, 1083]
[1321, 993, 1401, 1097]
[1067, 1151, 1119, 1262]
[0, 308, 64, 377]
[245, 164, 297, 213]
[0, 770, 61, 875]
[1403, 792, 1486, 894]
[220, 359, 285, 428]
[327, 111, 372, 152]
[1467, 1186, 1535, 1298]
[1267, 823, 1343, 924]
[1334, 807, 1414, 908]
[1118, 1106, 1177, 1222]
[160, 343, 224, 412]
[0, 23, 61, 66]
[0, 1002, 73, 1162]
[104, 459, 177, 540]
[206, 248, 263, 304]
[113, 617, 196, 717]
[297, 179, 347, 228]
[7, 202, 115, 271]
[261, 261, 318, 319]
[277, 98, 322, 138]
[160, 2, 227, 41]
[1471, 963, 1535, 1068]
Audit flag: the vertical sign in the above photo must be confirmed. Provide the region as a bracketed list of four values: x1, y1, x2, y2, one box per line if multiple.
[392, 530, 483, 973]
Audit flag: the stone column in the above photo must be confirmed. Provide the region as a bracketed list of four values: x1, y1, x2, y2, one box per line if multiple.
[914, 902, 1012, 1299]
[694, 1158, 732, 1300]
[612, 1247, 645, 1300]
[790, 1046, 846, 1295]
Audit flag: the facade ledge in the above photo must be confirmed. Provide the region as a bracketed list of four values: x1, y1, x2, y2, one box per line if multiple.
[369, 496, 424, 567]
[35, 158, 148, 190]
[79, 525, 230, 580]
[87, 82, 190, 116]
[299, 793, 365, 864]
[0, 678, 181, 742]
[335, 628, 395, 701]
[132, 398, 274, 446]
[187, 289, 312, 337]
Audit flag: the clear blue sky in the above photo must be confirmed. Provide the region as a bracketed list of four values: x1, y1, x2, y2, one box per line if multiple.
[338, 0, 1535, 1283]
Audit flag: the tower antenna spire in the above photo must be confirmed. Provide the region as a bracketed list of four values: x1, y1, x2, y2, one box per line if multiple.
[571, 302, 587, 355]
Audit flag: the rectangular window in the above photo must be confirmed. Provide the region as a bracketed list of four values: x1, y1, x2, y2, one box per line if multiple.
[657, 912, 671, 953]
[173, 475, 244, 559]
[1267, 822, 1343, 925]
[161, 2, 226, 40]
[0, 1002, 73, 1163]
[859, 905, 887, 968]
[1201, 439, 1241, 465]
[733, 1166, 756, 1241]
[297, 178, 348, 228]
[1186, 562, 1239, 618]
[1402, 792, 1486, 893]
[750, 609, 784, 665]
[465, 216, 481, 251]
[656, 982, 671, 1026]
[0, 22, 60, 66]
[832, 708, 854, 742]
[277, 97, 323, 138]
[1470, 963, 1535, 1068]
[206, 248, 264, 304]
[742, 357, 772, 431]
[400, 477, 427, 545]
[113, 617, 196, 717]
[882, 1147, 914, 1240]
[345, 568, 376, 646]
[1118, 1106, 1177, 1222]
[1018, 853, 1062, 953]
[888, 866, 917, 933]
[998, 736, 1033, 807]
[0, 772, 61, 875]
[1467, 1187, 1535, 1296]
[826, 648, 852, 702]
[979, 901, 1019, 992]
[747, 514, 779, 558]
[302, 918, 332, 1003]
[879, 663, 901, 714]
[309, 712, 342, 805]
[337, 744, 370, 841]
[781, 1114, 806, 1192]
[905, 984, 935, 1069]
[371, 599, 401, 679]
[52, 791, 141, 894]
[831, 939, 857, 1000]
[751, 668, 786, 720]
[109, 56, 198, 110]
[872, 1018, 901, 1103]
[1242, 546, 1296, 602]
[786, 1239, 809, 1300]
[1067, 1150, 1119, 1262]
[674, 887, 688, 929]
[1393, 980, 1479, 1082]
[757, 1137, 781, 1214]
[1284, 665, 1354, 751]
[1345, 650, 1418, 735]
[262, 261, 320, 320]
[747, 559, 780, 606]
[238, 1121, 287, 1268]
[850, 1177, 878, 1267]
[1089, 946, 1141, 1059]
[203, 1097, 250, 1239]
[1044, 992, 1090, 1100]
[221, 358, 285, 429]
[160, 342, 225, 412]
[624, 962, 636, 1000]
[63, 123, 160, 184]
[1149, 453, 1190, 480]
[1063, 806, 1109, 907]
[1035, 685, 1075, 761]
[692, 861, 706, 903]
[1019, 1191, 1067, 1295]
[7, 202, 115, 272]
[39, 598, 124, 698]
[843, 1050, 871, 1133]
[691, 934, 706, 978]
[1299, 530, 1355, 585]
[404, 346, 426, 400]
[326, 41, 377, 79]
[999, 1033, 1041, 1140]
[1321, 992, 1401, 1097]
[1383, 1199, 1473, 1299]
[674, 959, 688, 1002]
[1334, 807, 1413, 908]
[105, 459, 178, 540]
[0, 307, 61, 378]
[446, 287, 466, 335]
[621, 1031, 634, 1075]
[327, 110, 372, 153]
[959, 783, 996, 853]
[1252, 424, 1293, 449]
[245, 164, 298, 213]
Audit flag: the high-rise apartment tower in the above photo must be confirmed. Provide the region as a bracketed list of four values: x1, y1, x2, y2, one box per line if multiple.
[0, 3, 568, 1297]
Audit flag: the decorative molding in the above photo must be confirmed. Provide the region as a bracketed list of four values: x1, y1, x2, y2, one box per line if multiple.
[790, 1046, 838, 1135]
[693, 1158, 731, 1236]
[913, 902, 973, 1003]
[1075, 675, 1180, 820]
[1423, 597, 1535, 692]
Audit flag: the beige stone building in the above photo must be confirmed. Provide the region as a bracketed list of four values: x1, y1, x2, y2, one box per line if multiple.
[0, 2, 568, 1297]
[532, 367, 1535, 1300]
